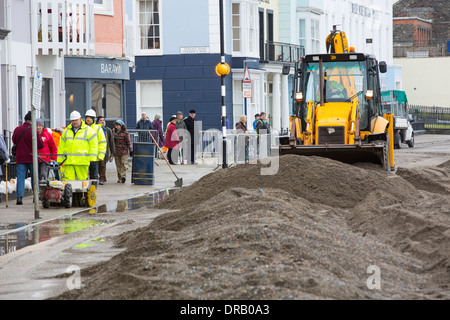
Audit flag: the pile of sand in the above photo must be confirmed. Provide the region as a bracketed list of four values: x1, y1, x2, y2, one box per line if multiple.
[54, 155, 449, 300]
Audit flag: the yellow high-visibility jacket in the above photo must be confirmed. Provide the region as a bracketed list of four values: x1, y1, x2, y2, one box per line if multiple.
[89, 122, 107, 161]
[57, 121, 98, 166]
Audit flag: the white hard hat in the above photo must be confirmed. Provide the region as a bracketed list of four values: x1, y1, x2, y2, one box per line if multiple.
[70, 111, 82, 120]
[85, 109, 96, 118]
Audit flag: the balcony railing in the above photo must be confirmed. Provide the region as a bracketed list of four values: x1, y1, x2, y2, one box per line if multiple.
[262, 41, 304, 63]
[32, 0, 95, 56]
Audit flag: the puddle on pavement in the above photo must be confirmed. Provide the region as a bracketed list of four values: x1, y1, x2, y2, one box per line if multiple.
[0, 188, 176, 256]
[95, 188, 176, 213]
[0, 218, 109, 256]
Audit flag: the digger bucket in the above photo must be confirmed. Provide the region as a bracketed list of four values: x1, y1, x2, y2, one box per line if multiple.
[277, 143, 389, 171]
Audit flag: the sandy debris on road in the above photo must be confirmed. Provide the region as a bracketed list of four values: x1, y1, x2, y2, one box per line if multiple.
[53, 155, 449, 299]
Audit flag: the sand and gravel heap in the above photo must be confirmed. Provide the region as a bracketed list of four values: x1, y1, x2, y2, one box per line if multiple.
[55, 155, 449, 299]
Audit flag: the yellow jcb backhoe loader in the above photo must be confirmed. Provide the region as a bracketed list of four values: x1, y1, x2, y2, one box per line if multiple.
[279, 27, 395, 172]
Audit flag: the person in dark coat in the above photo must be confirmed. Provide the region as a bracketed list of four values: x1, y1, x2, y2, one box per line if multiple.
[113, 119, 132, 183]
[183, 109, 198, 164]
[136, 112, 153, 142]
[152, 114, 165, 148]
[12, 111, 44, 205]
[97, 116, 115, 185]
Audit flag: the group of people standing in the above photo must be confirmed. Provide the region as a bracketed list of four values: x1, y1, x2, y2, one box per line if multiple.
[1, 108, 272, 205]
[2, 110, 133, 205]
[163, 110, 198, 165]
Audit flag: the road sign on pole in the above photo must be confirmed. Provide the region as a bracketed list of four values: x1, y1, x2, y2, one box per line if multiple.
[243, 66, 251, 83]
[32, 71, 42, 110]
[243, 66, 252, 98]
[243, 82, 252, 98]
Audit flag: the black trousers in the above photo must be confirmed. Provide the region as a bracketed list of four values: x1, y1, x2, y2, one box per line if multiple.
[89, 161, 99, 180]
[167, 148, 178, 165]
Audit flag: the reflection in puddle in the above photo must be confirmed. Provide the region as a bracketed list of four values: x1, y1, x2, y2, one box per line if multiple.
[0, 188, 176, 256]
[96, 188, 175, 213]
[0, 218, 108, 256]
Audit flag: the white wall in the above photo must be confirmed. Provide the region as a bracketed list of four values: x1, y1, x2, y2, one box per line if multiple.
[394, 57, 450, 107]
[321, 0, 393, 64]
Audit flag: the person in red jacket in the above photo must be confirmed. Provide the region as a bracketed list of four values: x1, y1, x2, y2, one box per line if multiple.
[37, 119, 58, 182]
[164, 116, 182, 165]
[12, 111, 44, 205]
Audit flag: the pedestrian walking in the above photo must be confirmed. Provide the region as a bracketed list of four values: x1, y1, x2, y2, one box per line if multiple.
[97, 116, 115, 185]
[37, 118, 58, 182]
[183, 109, 198, 164]
[136, 112, 153, 142]
[85, 109, 107, 180]
[12, 111, 44, 205]
[113, 119, 133, 183]
[175, 111, 187, 164]
[57, 111, 98, 181]
[164, 116, 181, 165]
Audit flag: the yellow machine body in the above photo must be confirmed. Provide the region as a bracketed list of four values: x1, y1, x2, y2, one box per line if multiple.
[280, 27, 395, 171]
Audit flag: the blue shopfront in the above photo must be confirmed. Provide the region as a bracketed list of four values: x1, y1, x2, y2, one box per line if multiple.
[64, 57, 130, 127]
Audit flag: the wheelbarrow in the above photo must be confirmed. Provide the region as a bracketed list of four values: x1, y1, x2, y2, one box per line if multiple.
[38, 155, 98, 208]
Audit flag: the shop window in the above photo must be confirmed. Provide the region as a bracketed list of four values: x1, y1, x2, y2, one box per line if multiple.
[91, 82, 122, 120]
[66, 81, 86, 122]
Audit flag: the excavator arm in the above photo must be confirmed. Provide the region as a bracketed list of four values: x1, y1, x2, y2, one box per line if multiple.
[326, 26, 350, 54]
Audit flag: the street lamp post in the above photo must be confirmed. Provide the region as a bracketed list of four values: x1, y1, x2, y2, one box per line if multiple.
[218, 0, 229, 169]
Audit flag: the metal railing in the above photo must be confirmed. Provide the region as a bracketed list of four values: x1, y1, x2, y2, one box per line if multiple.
[194, 129, 281, 166]
[394, 39, 450, 57]
[408, 104, 450, 132]
[263, 41, 304, 63]
[128, 129, 160, 145]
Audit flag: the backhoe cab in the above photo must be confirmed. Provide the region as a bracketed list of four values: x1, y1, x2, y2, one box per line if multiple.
[279, 27, 395, 172]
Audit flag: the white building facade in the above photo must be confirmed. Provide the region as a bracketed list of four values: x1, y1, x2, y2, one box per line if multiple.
[0, 0, 95, 139]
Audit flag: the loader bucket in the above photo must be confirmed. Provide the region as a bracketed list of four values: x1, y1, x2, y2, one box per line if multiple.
[277, 143, 387, 169]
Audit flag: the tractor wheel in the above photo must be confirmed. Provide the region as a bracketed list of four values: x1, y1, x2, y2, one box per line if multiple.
[394, 131, 402, 149]
[63, 184, 73, 208]
[87, 184, 97, 207]
[407, 132, 414, 148]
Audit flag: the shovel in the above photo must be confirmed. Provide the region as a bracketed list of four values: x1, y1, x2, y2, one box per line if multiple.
[148, 130, 183, 188]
